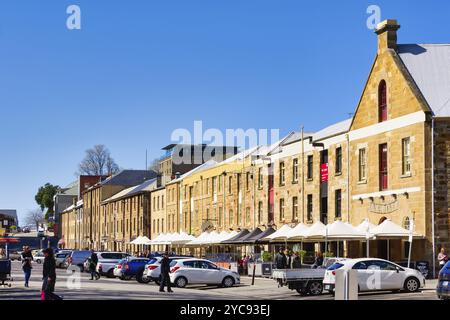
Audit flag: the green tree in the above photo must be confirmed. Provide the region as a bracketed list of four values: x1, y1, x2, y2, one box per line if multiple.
[35, 183, 60, 218]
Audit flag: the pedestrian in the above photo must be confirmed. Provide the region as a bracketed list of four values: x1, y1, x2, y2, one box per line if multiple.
[438, 247, 448, 268]
[0, 248, 7, 260]
[274, 248, 287, 269]
[312, 251, 324, 269]
[243, 255, 249, 275]
[285, 249, 293, 269]
[88, 249, 100, 280]
[21, 246, 33, 287]
[41, 248, 61, 300]
[292, 252, 302, 269]
[159, 252, 173, 293]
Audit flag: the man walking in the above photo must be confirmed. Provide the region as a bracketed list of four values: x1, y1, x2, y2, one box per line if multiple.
[275, 248, 287, 269]
[159, 252, 173, 293]
[89, 250, 100, 280]
[21, 246, 33, 287]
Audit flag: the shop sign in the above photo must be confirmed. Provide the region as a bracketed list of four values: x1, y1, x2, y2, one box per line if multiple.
[320, 163, 328, 182]
[369, 200, 399, 214]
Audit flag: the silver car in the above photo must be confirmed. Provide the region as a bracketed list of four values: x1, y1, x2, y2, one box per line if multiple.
[143, 256, 191, 284]
[169, 258, 240, 288]
[96, 252, 130, 277]
[55, 251, 72, 268]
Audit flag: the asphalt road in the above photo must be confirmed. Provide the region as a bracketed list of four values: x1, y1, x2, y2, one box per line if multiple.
[0, 261, 439, 300]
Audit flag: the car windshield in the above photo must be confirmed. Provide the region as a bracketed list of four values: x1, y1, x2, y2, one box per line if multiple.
[327, 263, 344, 271]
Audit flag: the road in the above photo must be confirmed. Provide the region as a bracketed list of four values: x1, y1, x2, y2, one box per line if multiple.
[0, 261, 438, 300]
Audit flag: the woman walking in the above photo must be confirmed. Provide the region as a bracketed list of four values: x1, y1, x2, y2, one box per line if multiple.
[41, 248, 61, 300]
[21, 246, 33, 287]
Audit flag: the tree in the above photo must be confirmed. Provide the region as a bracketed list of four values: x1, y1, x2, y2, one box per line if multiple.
[35, 183, 60, 217]
[147, 158, 161, 173]
[78, 144, 120, 176]
[25, 208, 45, 230]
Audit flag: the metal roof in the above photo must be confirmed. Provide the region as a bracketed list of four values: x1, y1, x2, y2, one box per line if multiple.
[0, 210, 18, 220]
[312, 118, 352, 142]
[101, 170, 157, 187]
[398, 44, 450, 117]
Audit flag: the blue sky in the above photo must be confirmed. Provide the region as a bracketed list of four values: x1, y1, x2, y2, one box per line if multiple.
[0, 0, 449, 224]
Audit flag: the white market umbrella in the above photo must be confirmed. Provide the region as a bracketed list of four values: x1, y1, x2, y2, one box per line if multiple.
[265, 224, 293, 241]
[326, 220, 368, 258]
[171, 232, 195, 245]
[130, 236, 144, 245]
[186, 231, 210, 246]
[356, 219, 377, 257]
[286, 223, 310, 240]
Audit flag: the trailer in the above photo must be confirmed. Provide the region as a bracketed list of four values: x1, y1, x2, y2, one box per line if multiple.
[272, 258, 348, 296]
[0, 259, 13, 287]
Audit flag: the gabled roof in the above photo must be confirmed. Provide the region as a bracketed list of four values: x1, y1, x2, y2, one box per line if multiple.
[101, 170, 157, 187]
[398, 44, 450, 117]
[102, 178, 159, 204]
[168, 160, 219, 184]
[312, 118, 352, 142]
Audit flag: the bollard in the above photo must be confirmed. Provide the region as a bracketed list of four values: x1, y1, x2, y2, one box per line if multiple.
[251, 263, 256, 286]
[335, 269, 358, 300]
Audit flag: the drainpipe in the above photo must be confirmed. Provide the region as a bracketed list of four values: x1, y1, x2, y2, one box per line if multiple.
[431, 117, 436, 278]
[346, 133, 350, 222]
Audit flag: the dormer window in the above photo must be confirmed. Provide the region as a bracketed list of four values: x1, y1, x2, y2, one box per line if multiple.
[378, 80, 387, 122]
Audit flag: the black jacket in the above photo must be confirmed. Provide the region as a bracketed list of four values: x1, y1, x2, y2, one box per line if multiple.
[21, 251, 33, 271]
[292, 257, 302, 268]
[160, 256, 170, 275]
[275, 252, 287, 269]
[43, 256, 56, 280]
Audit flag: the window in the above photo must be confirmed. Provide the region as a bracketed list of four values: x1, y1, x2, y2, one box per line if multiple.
[292, 158, 299, 183]
[246, 172, 250, 190]
[279, 161, 285, 185]
[258, 201, 263, 224]
[379, 143, 388, 191]
[206, 178, 209, 194]
[307, 155, 313, 180]
[292, 197, 298, 220]
[279, 198, 285, 221]
[258, 168, 263, 188]
[402, 137, 411, 175]
[358, 148, 367, 182]
[307, 194, 313, 221]
[246, 207, 251, 225]
[218, 175, 222, 192]
[335, 189, 342, 219]
[161, 196, 164, 209]
[228, 176, 233, 194]
[229, 210, 234, 225]
[335, 147, 342, 174]
[378, 80, 387, 122]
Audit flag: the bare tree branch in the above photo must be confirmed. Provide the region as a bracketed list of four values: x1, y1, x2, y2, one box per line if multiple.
[25, 208, 45, 230]
[78, 145, 120, 176]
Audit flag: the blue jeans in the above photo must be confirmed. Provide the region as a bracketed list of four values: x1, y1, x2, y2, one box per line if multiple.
[24, 269, 31, 286]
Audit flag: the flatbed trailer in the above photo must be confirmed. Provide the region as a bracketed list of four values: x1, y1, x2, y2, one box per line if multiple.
[272, 268, 326, 295]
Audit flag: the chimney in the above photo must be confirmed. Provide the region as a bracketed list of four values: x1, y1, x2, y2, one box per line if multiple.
[375, 19, 400, 54]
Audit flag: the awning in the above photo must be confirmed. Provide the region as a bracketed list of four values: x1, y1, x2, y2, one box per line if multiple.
[286, 223, 310, 240]
[221, 229, 250, 244]
[246, 227, 276, 244]
[131, 236, 152, 245]
[263, 224, 292, 241]
[326, 220, 367, 240]
[370, 219, 423, 239]
[171, 232, 196, 245]
[186, 231, 211, 246]
[302, 221, 327, 240]
[238, 228, 263, 244]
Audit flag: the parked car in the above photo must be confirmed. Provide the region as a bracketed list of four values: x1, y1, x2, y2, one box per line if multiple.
[37, 227, 45, 238]
[169, 258, 240, 288]
[34, 250, 46, 264]
[67, 250, 92, 272]
[323, 258, 425, 294]
[437, 260, 450, 300]
[22, 227, 30, 233]
[96, 252, 130, 278]
[143, 256, 192, 284]
[55, 251, 72, 268]
[113, 257, 151, 281]
[8, 250, 22, 261]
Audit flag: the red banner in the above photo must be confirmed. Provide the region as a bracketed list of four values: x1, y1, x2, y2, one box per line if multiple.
[320, 163, 328, 182]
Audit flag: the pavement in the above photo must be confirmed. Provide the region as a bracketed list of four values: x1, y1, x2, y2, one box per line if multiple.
[0, 261, 439, 300]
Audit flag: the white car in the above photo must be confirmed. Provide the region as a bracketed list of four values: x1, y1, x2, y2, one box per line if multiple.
[143, 256, 191, 283]
[323, 258, 425, 294]
[169, 258, 240, 288]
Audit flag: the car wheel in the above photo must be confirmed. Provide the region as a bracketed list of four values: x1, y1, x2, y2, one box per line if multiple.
[137, 271, 150, 284]
[36, 260, 42, 264]
[296, 288, 307, 296]
[175, 276, 188, 288]
[222, 276, 235, 288]
[307, 281, 323, 296]
[107, 269, 115, 278]
[404, 277, 420, 293]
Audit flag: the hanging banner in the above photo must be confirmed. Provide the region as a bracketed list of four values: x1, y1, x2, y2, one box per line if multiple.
[320, 163, 329, 182]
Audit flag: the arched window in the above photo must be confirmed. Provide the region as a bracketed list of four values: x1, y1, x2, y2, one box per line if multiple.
[378, 80, 387, 122]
